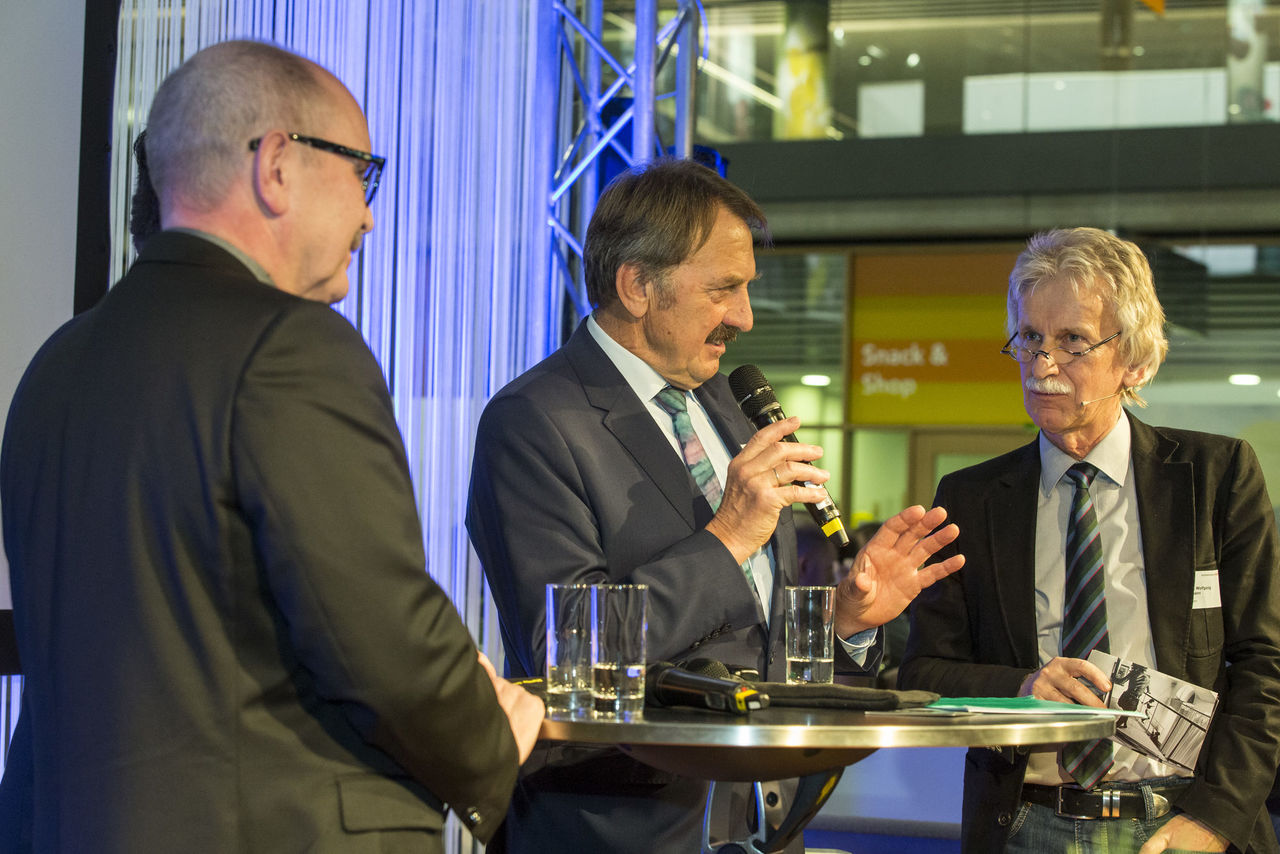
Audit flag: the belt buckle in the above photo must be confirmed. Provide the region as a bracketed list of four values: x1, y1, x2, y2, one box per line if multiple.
[1055, 787, 1122, 820]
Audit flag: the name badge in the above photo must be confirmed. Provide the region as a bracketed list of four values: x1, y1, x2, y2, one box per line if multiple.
[1192, 570, 1221, 610]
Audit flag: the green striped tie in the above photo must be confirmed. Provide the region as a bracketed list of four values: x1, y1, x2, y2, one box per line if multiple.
[1060, 462, 1114, 789]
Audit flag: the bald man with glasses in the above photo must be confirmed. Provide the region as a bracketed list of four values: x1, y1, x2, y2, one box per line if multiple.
[0, 40, 540, 853]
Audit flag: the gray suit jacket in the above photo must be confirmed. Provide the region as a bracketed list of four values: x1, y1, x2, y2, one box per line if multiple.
[467, 322, 873, 852]
[0, 232, 518, 853]
[469, 323, 798, 678]
[899, 413, 1280, 853]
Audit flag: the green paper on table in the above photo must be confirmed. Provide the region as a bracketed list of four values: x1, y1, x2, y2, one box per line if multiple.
[927, 696, 1145, 716]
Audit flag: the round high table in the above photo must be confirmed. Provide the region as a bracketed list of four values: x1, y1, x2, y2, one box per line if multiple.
[539, 705, 1115, 854]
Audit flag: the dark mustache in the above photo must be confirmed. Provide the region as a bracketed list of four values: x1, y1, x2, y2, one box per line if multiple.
[706, 325, 740, 346]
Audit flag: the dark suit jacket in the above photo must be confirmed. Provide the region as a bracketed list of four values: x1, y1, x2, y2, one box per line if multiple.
[0, 232, 518, 853]
[466, 322, 876, 853]
[899, 413, 1280, 853]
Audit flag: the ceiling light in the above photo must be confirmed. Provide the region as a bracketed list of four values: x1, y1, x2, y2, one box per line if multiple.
[801, 374, 832, 387]
[1229, 374, 1261, 386]
[906, 53, 920, 68]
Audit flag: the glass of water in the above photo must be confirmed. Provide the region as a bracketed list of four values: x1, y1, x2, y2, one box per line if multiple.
[545, 583, 594, 719]
[591, 584, 647, 721]
[785, 586, 835, 684]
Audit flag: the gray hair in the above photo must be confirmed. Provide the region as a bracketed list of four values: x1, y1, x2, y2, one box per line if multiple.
[584, 158, 768, 310]
[1007, 227, 1168, 406]
[145, 40, 329, 212]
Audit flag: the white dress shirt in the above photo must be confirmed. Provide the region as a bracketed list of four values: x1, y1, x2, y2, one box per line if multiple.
[1024, 411, 1188, 785]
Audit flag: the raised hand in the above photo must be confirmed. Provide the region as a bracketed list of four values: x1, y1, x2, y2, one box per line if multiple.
[833, 505, 964, 637]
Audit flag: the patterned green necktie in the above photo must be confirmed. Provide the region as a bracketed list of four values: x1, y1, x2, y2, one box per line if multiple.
[653, 387, 756, 594]
[654, 386, 722, 509]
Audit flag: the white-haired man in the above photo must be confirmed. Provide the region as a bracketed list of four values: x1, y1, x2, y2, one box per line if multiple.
[901, 227, 1280, 853]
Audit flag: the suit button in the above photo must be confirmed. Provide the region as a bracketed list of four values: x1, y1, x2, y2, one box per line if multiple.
[997, 812, 1012, 827]
[464, 807, 481, 827]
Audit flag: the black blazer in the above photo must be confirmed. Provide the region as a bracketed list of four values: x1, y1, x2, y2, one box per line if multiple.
[0, 232, 518, 852]
[900, 413, 1280, 853]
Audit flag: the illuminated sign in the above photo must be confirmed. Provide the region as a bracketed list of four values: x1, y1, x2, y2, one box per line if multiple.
[848, 249, 1029, 426]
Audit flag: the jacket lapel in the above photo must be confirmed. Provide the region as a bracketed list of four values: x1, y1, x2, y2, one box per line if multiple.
[1129, 414, 1195, 676]
[564, 325, 701, 530]
[696, 380, 756, 451]
[987, 440, 1043, 666]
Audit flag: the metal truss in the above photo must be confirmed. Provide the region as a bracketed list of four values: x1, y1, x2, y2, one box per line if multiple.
[548, 0, 705, 321]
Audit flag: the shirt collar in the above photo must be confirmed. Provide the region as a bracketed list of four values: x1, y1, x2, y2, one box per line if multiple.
[169, 227, 275, 286]
[587, 314, 684, 404]
[1038, 409, 1131, 495]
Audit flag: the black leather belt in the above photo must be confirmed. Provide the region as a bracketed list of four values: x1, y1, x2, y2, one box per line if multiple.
[1022, 783, 1182, 820]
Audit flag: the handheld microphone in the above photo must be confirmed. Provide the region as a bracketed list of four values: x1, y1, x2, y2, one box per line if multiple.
[727, 364, 850, 547]
[1078, 389, 1125, 408]
[645, 662, 768, 714]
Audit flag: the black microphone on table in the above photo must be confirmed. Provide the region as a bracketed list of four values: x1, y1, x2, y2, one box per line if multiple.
[645, 662, 768, 714]
[727, 364, 850, 548]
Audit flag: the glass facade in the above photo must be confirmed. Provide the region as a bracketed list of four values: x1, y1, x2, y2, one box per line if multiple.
[604, 1, 1280, 142]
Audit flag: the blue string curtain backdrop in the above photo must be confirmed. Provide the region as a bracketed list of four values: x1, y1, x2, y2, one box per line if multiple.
[54, 2, 562, 849]
[109, 1, 560, 638]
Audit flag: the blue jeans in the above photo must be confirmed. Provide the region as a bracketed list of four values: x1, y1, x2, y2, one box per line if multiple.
[1005, 779, 1212, 854]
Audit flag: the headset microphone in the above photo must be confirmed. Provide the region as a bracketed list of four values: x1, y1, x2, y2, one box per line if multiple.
[1078, 389, 1125, 408]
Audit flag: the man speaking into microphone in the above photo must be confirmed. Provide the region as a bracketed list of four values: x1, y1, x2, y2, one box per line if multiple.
[900, 227, 1280, 854]
[466, 157, 964, 854]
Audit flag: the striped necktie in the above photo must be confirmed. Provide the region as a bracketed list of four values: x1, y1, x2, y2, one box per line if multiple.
[1060, 461, 1114, 789]
[653, 387, 756, 593]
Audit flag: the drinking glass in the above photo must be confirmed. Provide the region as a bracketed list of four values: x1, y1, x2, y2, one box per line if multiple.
[591, 584, 648, 720]
[545, 583, 594, 719]
[785, 586, 835, 684]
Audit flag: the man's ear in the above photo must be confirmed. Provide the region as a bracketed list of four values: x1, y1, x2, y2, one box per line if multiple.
[250, 131, 291, 216]
[614, 263, 651, 319]
[1123, 362, 1150, 391]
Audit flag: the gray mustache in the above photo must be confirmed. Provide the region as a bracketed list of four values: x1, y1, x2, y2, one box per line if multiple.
[706, 325, 739, 346]
[1025, 377, 1073, 394]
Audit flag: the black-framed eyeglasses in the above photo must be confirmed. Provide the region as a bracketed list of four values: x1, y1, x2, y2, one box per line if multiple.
[249, 133, 386, 205]
[1001, 330, 1121, 365]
